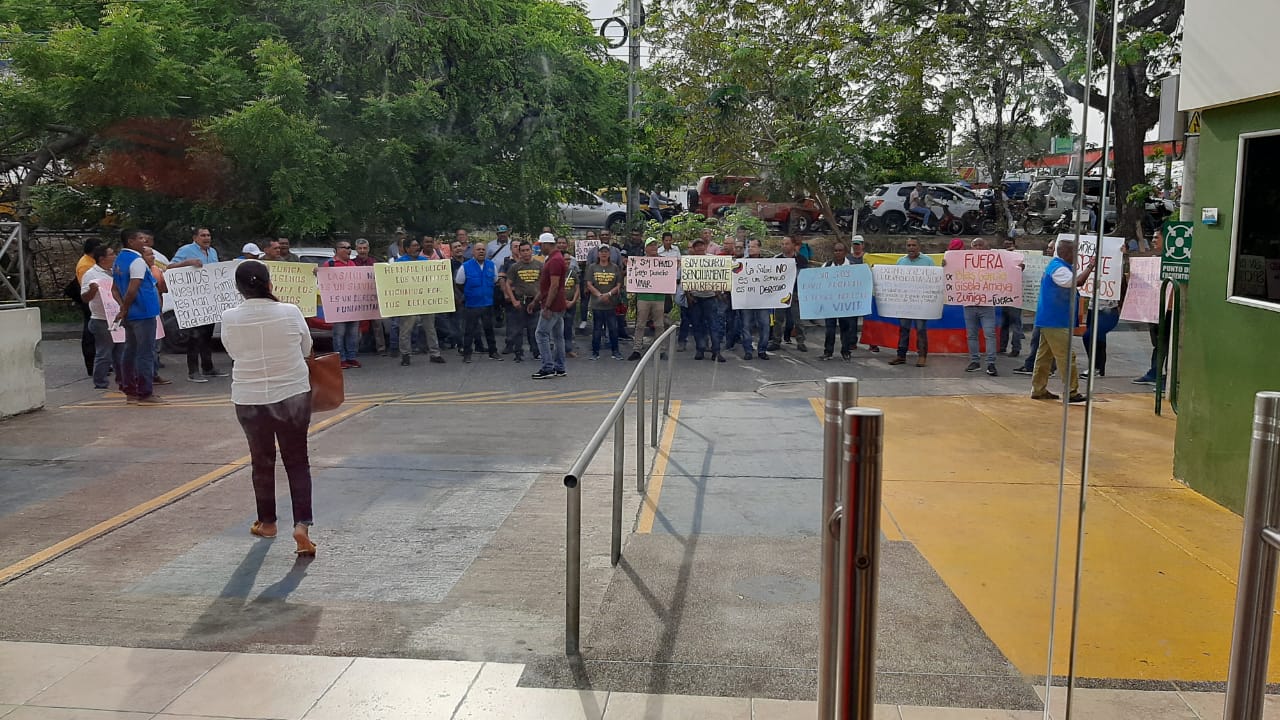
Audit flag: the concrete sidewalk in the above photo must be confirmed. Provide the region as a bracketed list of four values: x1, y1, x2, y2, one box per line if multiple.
[1, 640, 1270, 720]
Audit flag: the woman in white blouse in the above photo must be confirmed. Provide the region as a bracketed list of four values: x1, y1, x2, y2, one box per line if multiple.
[220, 261, 317, 556]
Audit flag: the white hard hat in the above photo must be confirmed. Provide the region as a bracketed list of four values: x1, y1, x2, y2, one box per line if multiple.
[538, 232, 556, 244]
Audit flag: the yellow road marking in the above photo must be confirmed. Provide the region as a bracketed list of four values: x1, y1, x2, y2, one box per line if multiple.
[0, 402, 374, 586]
[637, 401, 682, 534]
[808, 397, 905, 541]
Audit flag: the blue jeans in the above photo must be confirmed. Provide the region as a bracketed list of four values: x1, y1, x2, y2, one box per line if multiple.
[897, 319, 928, 357]
[592, 308, 619, 355]
[964, 306, 997, 364]
[998, 307, 1024, 353]
[824, 316, 856, 356]
[122, 316, 157, 399]
[536, 311, 566, 372]
[1082, 307, 1121, 373]
[688, 296, 723, 354]
[88, 318, 123, 389]
[909, 206, 934, 226]
[332, 321, 359, 362]
[739, 309, 770, 354]
[678, 305, 693, 344]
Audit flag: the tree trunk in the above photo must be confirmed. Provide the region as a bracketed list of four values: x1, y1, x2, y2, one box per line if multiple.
[1108, 66, 1152, 243]
[814, 189, 843, 242]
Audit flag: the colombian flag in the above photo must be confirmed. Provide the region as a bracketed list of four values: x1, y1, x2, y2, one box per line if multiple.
[858, 252, 989, 354]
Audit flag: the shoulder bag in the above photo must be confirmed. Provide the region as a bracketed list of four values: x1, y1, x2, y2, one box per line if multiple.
[306, 352, 345, 412]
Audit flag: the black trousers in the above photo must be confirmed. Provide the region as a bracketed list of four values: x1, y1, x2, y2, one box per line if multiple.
[463, 306, 498, 355]
[80, 302, 95, 375]
[235, 391, 313, 526]
[187, 323, 215, 374]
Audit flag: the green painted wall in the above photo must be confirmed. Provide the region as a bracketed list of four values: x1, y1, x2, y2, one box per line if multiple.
[1174, 94, 1280, 512]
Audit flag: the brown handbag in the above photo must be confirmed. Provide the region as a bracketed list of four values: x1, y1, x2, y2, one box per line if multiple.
[305, 352, 345, 412]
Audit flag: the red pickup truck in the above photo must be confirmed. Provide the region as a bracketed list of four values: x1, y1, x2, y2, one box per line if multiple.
[689, 175, 819, 233]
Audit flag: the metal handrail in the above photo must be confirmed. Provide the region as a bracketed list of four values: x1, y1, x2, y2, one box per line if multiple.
[564, 322, 678, 655]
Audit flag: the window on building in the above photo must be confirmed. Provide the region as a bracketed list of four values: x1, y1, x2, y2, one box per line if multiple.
[1231, 132, 1280, 306]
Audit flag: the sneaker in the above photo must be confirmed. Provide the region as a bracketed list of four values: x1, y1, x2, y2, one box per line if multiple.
[348, 360, 362, 368]
[868, 345, 879, 353]
[187, 372, 209, 383]
[694, 351, 705, 360]
[429, 356, 446, 364]
[1013, 367, 1033, 375]
[401, 354, 411, 366]
[514, 354, 524, 363]
[888, 357, 906, 366]
[532, 352, 541, 360]
[612, 353, 625, 360]
[819, 353, 833, 361]
[203, 369, 229, 378]
[1031, 391, 1060, 400]
[578, 321, 588, 331]
[1132, 374, 1157, 385]
[489, 352, 504, 361]
[797, 342, 807, 352]
[1008, 350, 1021, 358]
[767, 342, 781, 352]
[1068, 394, 1088, 404]
[125, 395, 139, 405]
[554, 370, 567, 378]
[757, 351, 769, 360]
[137, 395, 168, 405]
[715, 353, 727, 363]
[94, 384, 109, 390]
[566, 351, 578, 359]
[628, 351, 642, 361]
[153, 376, 172, 385]
[531, 370, 555, 379]
[841, 352, 852, 361]
[340, 360, 354, 370]
[591, 354, 600, 360]
[986, 364, 998, 376]
[463, 354, 473, 363]
[743, 353, 752, 361]
[783, 337, 792, 345]
[965, 361, 981, 372]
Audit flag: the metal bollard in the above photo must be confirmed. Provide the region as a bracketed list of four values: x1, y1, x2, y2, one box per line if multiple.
[819, 377, 859, 720]
[612, 408, 626, 567]
[1224, 391, 1280, 720]
[836, 407, 884, 720]
[566, 476, 581, 655]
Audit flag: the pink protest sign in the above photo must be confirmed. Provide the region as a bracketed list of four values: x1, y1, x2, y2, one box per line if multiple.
[316, 266, 382, 322]
[626, 256, 679, 294]
[943, 250, 1023, 307]
[97, 278, 165, 342]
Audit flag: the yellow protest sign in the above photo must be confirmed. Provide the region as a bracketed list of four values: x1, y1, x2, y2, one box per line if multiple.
[263, 261, 318, 317]
[374, 260, 456, 317]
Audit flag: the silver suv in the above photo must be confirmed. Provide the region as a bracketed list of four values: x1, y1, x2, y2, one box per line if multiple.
[864, 182, 981, 232]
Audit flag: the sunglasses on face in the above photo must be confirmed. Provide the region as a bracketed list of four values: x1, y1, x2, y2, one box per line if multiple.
[337, 245, 352, 250]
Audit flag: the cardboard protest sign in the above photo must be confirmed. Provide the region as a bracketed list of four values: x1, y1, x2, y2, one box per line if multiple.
[1019, 251, 1051, 312]
[798, 264, 873, 319]
[680, 255, 734, 291]
[164, 260, 242, 329]
[1070, 234, 1124, 300]
[871, 264, 945, 320]
[316, 266, 382, 322]
[626, 256, 679, 294]
[374, 260, 456, 317]
[1120, 256, 1163, 323]
[943, 250, 1022, 307]
[95, 278, 164, 342]
[574, 238, 601, 263]
[730, 257, 797, 310]
[263, 261, 318, 317]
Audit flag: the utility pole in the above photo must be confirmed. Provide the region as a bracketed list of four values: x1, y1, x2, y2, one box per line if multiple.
[626, 0, 641, 232]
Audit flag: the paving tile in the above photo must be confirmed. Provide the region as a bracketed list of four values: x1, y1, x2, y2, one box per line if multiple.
[27, 647, 226, 713]
[1178, 690, 1280, 719]
[3, 709, 153, 720]
[471, 662, 526, 691]
[897, 707, 1041, 719]
[162, 652, 353, 719]
[752, 699, 900, 719]
[0, 642, 104, 704]
[0, 706, 14, 718]
[452, 686, 609, 720]
[602, 692, 751, 719]
[1040, 687, 1196, 719]
[302, 657, 481, 720]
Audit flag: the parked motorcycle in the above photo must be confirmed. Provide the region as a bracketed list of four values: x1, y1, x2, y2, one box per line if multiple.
[896, 202, 965, 235]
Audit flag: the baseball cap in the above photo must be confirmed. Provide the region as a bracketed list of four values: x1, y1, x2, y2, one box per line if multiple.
[850, 235, 864, 245]
[644, 237, 659, 246]
[241, 242, 263, 257]
[497, 225, 510, 233]
[538, 232, 556, 244]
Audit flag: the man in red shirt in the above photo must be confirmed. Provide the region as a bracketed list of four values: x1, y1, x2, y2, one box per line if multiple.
[531, 233, 568, 379]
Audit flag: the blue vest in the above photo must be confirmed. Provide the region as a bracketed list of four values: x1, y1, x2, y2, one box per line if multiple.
[111, 248, 161, 320]
[462, 259, 496, 308]
[1035, 256, 1074, 328]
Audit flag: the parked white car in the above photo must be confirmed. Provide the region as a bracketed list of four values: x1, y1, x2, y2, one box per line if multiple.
[864, 182, 981, 232]
[557, 188, 628, 233]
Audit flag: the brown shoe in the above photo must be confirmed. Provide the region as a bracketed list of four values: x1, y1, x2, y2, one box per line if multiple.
[136, 395, 168, 405]
[1031, 391, 1060, 401]
[916, 355, 928, 367]
[153, 375, 172, 385]
[888, 357, 906, 366]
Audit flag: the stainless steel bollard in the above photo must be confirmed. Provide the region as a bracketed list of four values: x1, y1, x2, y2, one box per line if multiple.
[566, 476, 581, 655]
[612, 409, 626, 567]
[819, 377, 859, 720]
[1224, 391, 1280, 720]
[836, 407, 884, 720]
[637, 369, 646, 492]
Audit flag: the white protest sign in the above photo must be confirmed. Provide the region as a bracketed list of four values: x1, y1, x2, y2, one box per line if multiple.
[575, 238, 601, 263]
[943, 250, 1022, 307]
[872, 264, 945, 320]
[1019, 251, 1051, 311]
[680, 255, 734, 291]
[1120, 256, 1163, 323]
[96, 278, 164, 343]
[626, 256, 679, 294]
[798, 264, 873, 319]
[730, 257, 797, 310]
[164, 260, 242, 329]
[1070, 234, 1124, 300]
[316, 266, 382, 322]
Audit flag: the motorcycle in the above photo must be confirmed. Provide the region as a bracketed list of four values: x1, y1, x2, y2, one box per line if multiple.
[897, 201, 965, 236]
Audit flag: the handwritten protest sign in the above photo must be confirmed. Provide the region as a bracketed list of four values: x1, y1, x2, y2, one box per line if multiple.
[626, 256, 679, 294]
[164, 261, 241, 329]
[574, 238, 601, 263]
[731, 257, 797, 310]
[798, 264, 873, 319]
[872, 265, 945, 320]
[943, 250, 1022, 307]
[316, 266, 381, 322]
[263, 261, 318, 317]
[374, 260, 456, 317]
[1019, 251, 1051, 312]
[1070, 234, 1124, 300]
[94, 278, 164, 342]
[680, 255, 734, 291]
[1235, 254, 1268, 297]
[1120, 256, 1162, 323]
